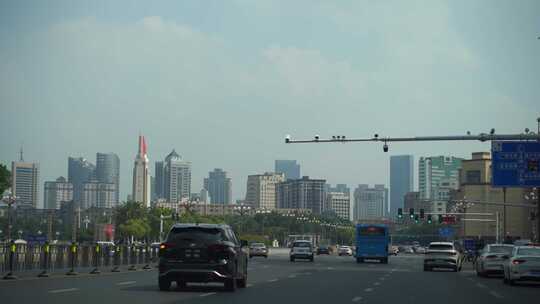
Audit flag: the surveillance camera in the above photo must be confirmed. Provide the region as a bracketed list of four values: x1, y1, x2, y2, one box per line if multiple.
[525, 128, 530, 134]
[374, 134, 379, 138]
[285, 134, 291, 143]
[383, 143, 389, 152]
[314, 135, 320, 141]
[466, 131, 471, 135]
[332, 136, 336, 140]
[342, 136, 346, 140]
[490, 128, 495, 135]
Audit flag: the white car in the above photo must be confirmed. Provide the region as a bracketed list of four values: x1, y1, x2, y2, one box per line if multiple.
[475, 244, 514, 277]
[290, 240, 314, 262]
[423, 242, 464, 272]
[338, 246, 353, 256]
[503, 246, 540, 285]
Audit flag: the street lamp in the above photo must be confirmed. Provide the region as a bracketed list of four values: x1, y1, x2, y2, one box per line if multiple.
[234, 204, 252, 233]
[2, 190, 18, 242]
[256, 208, 271, 236]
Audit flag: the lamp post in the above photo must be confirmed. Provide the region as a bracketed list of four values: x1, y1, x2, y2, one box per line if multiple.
[234, 204, 252, 233]
[450, 198, 475, 238]
[2, 190, 18, 242]
[256, 209, 271, 236]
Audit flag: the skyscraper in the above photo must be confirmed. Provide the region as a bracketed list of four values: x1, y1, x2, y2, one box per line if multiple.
[390, 155, 414, 217]
[276, 176, 326, 214]
[96, 152, 120, 205]
[204, 169, 232, 204]
[325, 191, 350, 220]
[162, 150, 191, 202]
[68, 157, 95, 204]
[353, 184, 388, 221]
[419, 156, 463, 202]
[83, 180, 116, 209]
[132, 135, 150, 206]
[12, 161, 40, 208]
[44, 176, 73, 210]
[154, 161, 165, 200]
[275, 160, 301, 180]
[245, 172, 285, 209]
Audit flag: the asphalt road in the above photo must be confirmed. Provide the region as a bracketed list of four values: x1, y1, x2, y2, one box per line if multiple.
[1, 249, 539, 304]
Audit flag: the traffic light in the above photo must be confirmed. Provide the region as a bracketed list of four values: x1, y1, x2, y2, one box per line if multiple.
[397, 208, 403, 219]
[409, 208, 415, 219]
[420, 209, 425, 219]
[427, 215, 433, 224]
[438, 214, 443, 224]
[414, 214, 419, 224]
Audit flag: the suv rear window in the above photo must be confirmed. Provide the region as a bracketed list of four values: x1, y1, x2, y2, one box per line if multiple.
[429, 244, 453, 251]
[293, 242, 311, 248]
[517, 248, 540, 256]
[489, 246, 513, 254]
[167, 227, 225, 244]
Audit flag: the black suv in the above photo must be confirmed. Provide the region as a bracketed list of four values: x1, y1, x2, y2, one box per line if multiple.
[158, 223, 248, 292]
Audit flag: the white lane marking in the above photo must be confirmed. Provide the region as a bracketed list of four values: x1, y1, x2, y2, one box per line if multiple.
[304, 272, 312, 275]
[116, 281, 136, 286]
[368, 265, 375, 268]
[489, 291, 503, 299]
[268, 279, 279, 282]
[364, 288, 373, 292]
[379, 277, 386, 281]
[327, 267, 335, 270]
[288, 274, 297, 278]
[476, 283, 487, 289]
[49, 288, 79, 294]
[373, 282, 381, 286]
[247, 284, 253, 287]
[352, 296, 363, 302]
[200, 292, 216, 297]
[263, 265, 270, 269]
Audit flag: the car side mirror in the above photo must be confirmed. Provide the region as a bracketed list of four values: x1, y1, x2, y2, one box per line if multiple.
[240, 240, 248, 247]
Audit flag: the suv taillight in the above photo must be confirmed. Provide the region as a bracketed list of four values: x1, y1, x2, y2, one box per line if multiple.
[512, 259, 526, 265]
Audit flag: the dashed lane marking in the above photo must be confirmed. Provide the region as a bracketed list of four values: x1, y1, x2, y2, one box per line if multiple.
[288, 274, 297, 278]
[200, 292, 216, 297]
[327, 267, 335, 270]
[489, 291, 503, 299]
[116, 281, 136, 286]
[48, 288, 79, 294]
[247, 284, 253, 287]
[373, 282, 380, 286]
[268, 279, 279, 283]
[476, 283, 487, 289]
[379, 277, 386, 281]
[364, 288, 373, 292]
[352, 296, 363, 302]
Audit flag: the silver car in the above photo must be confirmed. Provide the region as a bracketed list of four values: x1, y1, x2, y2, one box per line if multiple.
[475, 244, 513, 277]
[423, 242, 464, 272]
[503, 246, 540, 285]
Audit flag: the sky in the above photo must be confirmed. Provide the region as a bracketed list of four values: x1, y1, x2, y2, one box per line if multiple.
[1, 0, 539, 208]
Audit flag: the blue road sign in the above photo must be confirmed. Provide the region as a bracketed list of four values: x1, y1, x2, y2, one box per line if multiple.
[491, 141, 540, 187]
[438, 227, 454, 238]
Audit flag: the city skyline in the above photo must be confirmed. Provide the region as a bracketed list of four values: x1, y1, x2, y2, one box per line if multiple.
[2, 2, 538, 206]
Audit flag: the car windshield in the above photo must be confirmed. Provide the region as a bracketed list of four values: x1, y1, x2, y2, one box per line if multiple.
[429, 244, 454, 251]
[489, 246, 513, 254]
[251, 243, 265, 248]
[517, 248, 540, 256]
[293, 242, 311, 248]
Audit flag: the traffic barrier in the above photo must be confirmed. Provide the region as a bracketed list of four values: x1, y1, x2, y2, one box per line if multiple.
[128, 245, 137, 271]
[143, 245, 151, 270]
[111, 245, 121, 272]
[66, 242, 78, 276]
[90, 243, 101, 274]
[37, 242, 50, 277]
[2, 241, 18, 280]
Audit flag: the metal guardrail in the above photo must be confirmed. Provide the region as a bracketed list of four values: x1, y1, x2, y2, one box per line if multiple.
[0, 243, 159, 278]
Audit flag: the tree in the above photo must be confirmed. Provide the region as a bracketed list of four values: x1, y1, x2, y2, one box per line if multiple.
[118, 218, 151, 240]
[0, 163, 10, 195]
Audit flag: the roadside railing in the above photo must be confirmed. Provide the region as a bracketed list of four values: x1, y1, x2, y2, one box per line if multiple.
[0, 242, 159, 279]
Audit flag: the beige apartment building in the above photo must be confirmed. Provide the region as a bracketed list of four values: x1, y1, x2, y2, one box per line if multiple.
[245, 172, 285, 210]
[451, 152, 535, 241]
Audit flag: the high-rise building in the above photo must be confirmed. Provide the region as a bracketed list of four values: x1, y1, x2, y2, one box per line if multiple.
[390, 155, 414, 217]
[275, 160, 301, 180]
[44, 176, 73, 210]
[419, 156, 463, 205]
[353, 184, 388, 221]
[451, 152, 533, 240]
[154, 161, 165, 200]
[96, 152, 120, 205]
[245, 172, 285, 209]
[68, 157, 95, 204]
[326, 184, 350, 195]
[325, 191, 350, 220]
[276, 176, 326, 214]
[204, 169, 232, 204]
[162, 150, 191, 202]
[132, 135, 150, 206]
[82, 180, 116, 209]
[12, 161, 40, 208]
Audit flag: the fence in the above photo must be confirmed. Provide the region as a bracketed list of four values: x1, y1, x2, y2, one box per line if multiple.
[0, 242, 160, 277]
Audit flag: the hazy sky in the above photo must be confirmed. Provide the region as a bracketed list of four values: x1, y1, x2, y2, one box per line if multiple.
[1, 0, 539, 207]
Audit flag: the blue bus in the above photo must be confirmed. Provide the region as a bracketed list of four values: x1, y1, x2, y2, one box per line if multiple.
[355, 224, 390, 264]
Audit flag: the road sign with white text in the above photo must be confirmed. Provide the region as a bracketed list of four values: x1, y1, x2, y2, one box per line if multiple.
[491, 141, 540, 187]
